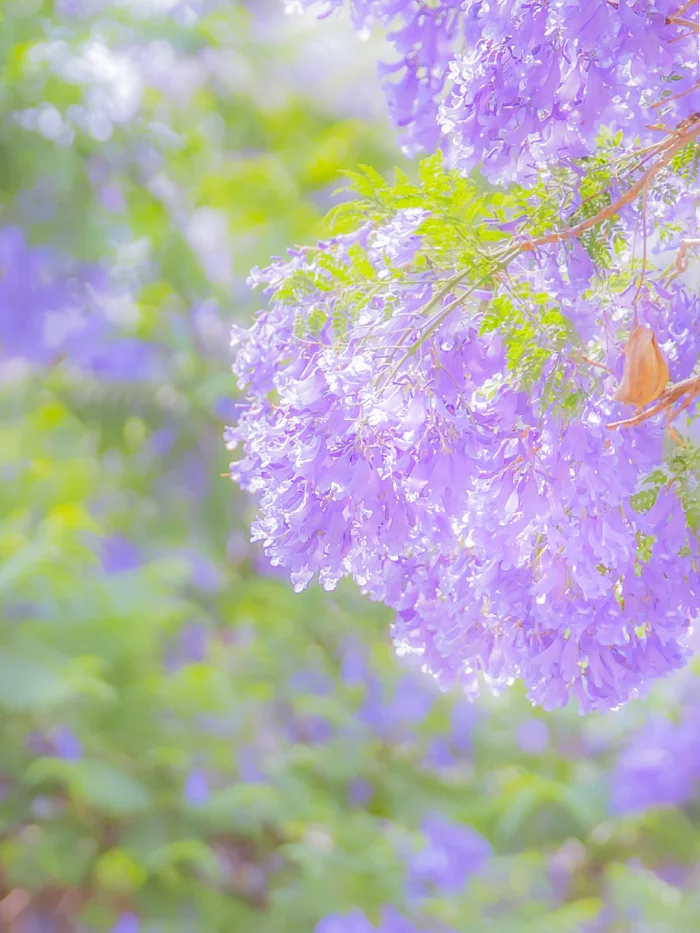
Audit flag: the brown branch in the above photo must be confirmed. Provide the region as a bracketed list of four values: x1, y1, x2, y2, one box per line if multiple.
[651, 78, 700, 110]
[522, 117, 700, 254]
[632, 183, 649, 316]
[606, 375, 700, 431]
[384, 117, 700, 392]
[0, 890, 30, 925]
[608, 0, 698, 28]
[520, 61, 700, 438]
[675, 237, 700, 271]
[667, 14, 699, 29]
[580, 355, 614, 375]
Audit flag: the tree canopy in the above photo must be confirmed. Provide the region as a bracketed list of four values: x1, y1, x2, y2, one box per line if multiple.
[230, 0, 700, 713]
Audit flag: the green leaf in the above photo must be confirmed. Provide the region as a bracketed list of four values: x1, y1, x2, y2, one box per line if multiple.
[25, 759, 151, 816]
[0, 539, 53, 596]
[200, 783, 284, 830]
[148, 840, 224, 883]
[0, 649, 74, 711]
[95, 848, 149, 893]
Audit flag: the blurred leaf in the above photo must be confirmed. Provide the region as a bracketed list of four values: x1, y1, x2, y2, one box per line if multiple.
[26, 759, 151, 815]
[148, 840, 224, 884]
[0, 649, 74, 710]
[95, 848, 149, 893]
[200, 784, 284, 831]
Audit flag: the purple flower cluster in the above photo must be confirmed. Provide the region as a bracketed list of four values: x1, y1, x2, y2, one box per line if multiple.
[611, 697, 700, 813]
[290, 0, 700, 178]
[406, 814, 491, 899]
[440, 0, 700, 181]
[0, 226, 160, 381]
[227, 205, 700, 711]
[0, 226, 91, 366]
[316, 814, 489, 933]
[317, 907, 439, 933]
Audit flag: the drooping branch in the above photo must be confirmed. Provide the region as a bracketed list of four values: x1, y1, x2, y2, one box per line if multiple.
[667, 14, 699, 30]
[384, 117, 700, 387]
[520, 116, 700, 439]
[523, 116, 700, 252]
[606, 375, 700, 434]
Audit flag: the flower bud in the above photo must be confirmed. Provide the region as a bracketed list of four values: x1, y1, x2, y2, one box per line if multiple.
[613, 325, 669, 409]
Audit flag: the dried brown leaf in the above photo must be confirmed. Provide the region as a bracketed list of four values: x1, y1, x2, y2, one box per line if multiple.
[613, 325, 670, 409]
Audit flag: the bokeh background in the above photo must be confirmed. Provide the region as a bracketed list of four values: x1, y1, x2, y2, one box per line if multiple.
[3, 2, 700, 932]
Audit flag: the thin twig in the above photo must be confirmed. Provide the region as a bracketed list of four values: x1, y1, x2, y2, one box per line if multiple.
[581, 355, 614, 375]
[675, 237, 700, 271]
[666, 14, 699, 29]
[631, 184, 649, 320]
[651, 78, 700, 110]
[674, 0, 698, 17]
[379, 118, 700, 393]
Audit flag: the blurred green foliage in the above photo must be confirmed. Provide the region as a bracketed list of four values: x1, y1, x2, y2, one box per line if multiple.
[2, 3, 700, 933]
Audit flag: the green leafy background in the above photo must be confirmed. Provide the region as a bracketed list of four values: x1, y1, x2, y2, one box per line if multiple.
[2, 2, 700, 932]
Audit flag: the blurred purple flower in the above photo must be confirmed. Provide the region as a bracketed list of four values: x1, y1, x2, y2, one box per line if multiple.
[449, 699, 477, 752]
[180, 623, 208, 662]
[383, 675, 434, 728]
[0, 224, 166, 388]
[110, 913, 140, 933]
[192, 300, 229, 358]
[253, 552, 290, 580]
[53, 728, 83, 761]
[610, 714, 700, 814]
[237, 744, 264, 784]
[100, 535, 143, 574]
[315, 910, 374, 933]
[377, 908, 420, 933]
[150, 426, 178, 458]
[287, 713, 333, 745]
[184, 769, 210, 806]
[97, 181, 126, 214]
[172, 456, 210, 503]
[164, 622, 209, 672]
[424, 737, 456, 770]
[215, 396, 240, 423]
[515, 719, 550, 756]
[0, 227, 74, 364]
[654, 862, 690, 887]
[358, 676, 386, 734]
[348, 778, 373, 808]
[549, 837, 587, 901]
[185, 552, 222, 592]
[407, 815, 491, 899]
[289, 670, 334, 695]
[339, 642, 369, 687]
[73, 337, 160, 382]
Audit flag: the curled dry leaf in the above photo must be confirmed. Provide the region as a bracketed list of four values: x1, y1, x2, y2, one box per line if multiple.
[613, 325, 670, 409]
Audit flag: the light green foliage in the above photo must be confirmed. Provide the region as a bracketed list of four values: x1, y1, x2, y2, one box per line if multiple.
[630, 443, 700, 534]
[480, 287, 576, 389]
[275, 152, 591, 395]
